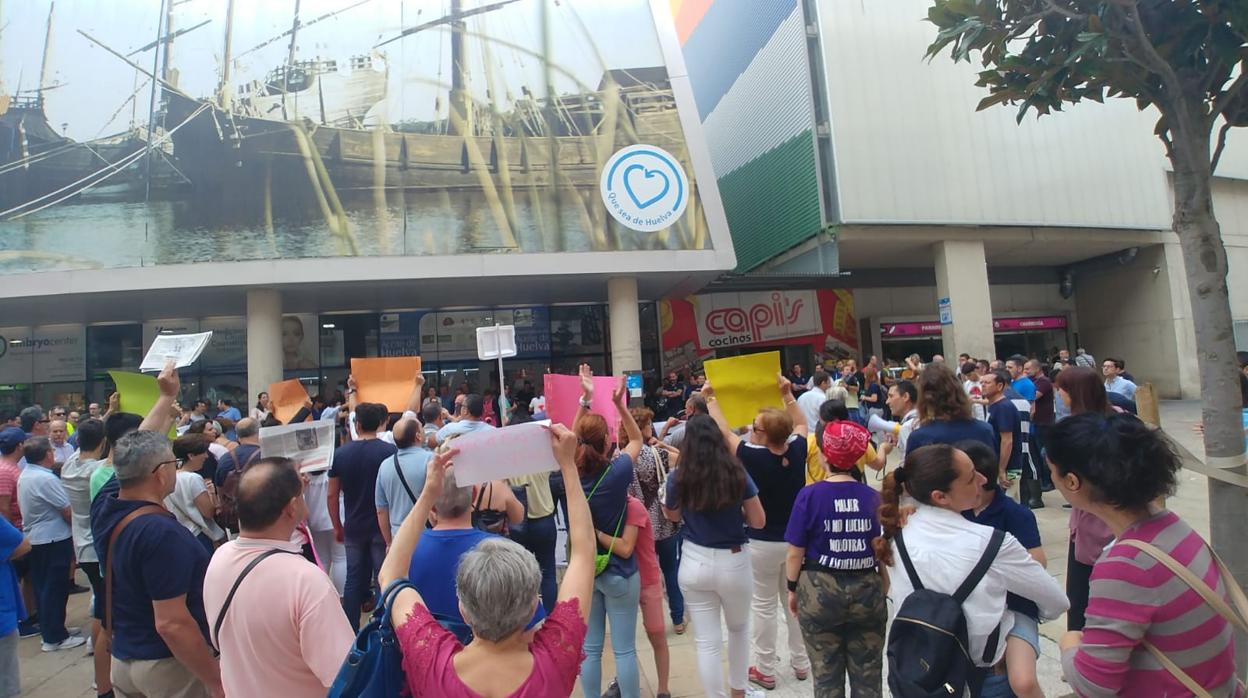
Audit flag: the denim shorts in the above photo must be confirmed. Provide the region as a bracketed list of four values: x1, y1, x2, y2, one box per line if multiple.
[1009, 613, 1041, 658]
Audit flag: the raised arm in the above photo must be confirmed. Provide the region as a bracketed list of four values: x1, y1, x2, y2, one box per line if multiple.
[551, 423, 594, 620]
[346, 375, 359, 415]
[614, 378, 643, 462]
[404, 372, 425, 416]
[574, 364, 593, 427]
[140, 361, 179, 434]
[780, 373, 806, 439]
[701, 381, 742, 452]
[384, 447, 455, 629]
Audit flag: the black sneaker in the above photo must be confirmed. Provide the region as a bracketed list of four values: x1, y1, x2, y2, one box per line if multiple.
[69, 583, 92, 595]
[18, 621, 40, 639]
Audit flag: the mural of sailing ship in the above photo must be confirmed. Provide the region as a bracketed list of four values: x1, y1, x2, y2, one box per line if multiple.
[0, 2, 189, 213]
[158, 0, 689, 217]
[0, 0, 708, 270]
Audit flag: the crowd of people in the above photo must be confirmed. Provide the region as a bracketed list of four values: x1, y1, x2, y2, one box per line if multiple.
[0, 346, 1242, 698]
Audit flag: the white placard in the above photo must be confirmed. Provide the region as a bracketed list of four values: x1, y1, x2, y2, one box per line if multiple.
[259, 421, 337, 474]
[476, 324, 517, 360]
[450, 420, 556, 487]
[140, 331, 214, 372]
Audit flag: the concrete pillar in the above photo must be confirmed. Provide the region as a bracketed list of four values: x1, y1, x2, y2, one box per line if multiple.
[246, 288, 283, 403]
[933, 240, 995, 361]
[607, 276, 642, 375]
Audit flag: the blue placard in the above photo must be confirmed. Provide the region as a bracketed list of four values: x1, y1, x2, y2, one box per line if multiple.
[938, 297, 953, 326]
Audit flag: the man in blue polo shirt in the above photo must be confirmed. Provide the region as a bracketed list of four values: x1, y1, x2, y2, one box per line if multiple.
[0, 514, 30, 697]
[407, 467, 540, 643]
[1006, 355, 1036, 402]
[16, 437, 82, 652]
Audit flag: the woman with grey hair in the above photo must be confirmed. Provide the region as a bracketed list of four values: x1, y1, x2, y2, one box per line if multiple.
[380, 423, 596, 697]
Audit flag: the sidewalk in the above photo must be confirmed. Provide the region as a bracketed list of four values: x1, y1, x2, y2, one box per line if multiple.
[15, 401, 1214, 697]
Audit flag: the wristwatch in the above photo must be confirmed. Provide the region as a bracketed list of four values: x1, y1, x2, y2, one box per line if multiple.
[579, 398, 593, 408]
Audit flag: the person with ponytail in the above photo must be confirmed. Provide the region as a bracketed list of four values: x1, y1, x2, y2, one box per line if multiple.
[1052, 366, 1118, 632]
[879, 445, 1067, 682]
[573, 364, 645, 698]
[1050, 413, 1239, 697]
[784, 419, 887, 696]
[662, 413, 765, 698]
[704, 373, 812, 689]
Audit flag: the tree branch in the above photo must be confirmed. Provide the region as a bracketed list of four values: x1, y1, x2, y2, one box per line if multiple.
[1211, 119, 1232, 174]
[1213, 70, 1248, 121]
[1123, 3, 1183, 99]
[1042, 0, 1085, 20]
[1158, 127, 1176, 160]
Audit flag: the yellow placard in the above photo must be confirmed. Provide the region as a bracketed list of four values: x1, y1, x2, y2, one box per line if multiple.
[108, 371, 176, 438]
[350, 357, 422, 412]
[703, 351, 783, 428]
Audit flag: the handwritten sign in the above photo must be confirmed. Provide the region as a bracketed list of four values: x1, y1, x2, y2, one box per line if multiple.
[260, 421, 336, 473]
[451, 420, 558, 487]
[268, 379, 310, 425]
[350, 357, 422, 412]
[140, 331, 213, 373]
[543, 373, 621, 440]
[703, 351, 782, 428]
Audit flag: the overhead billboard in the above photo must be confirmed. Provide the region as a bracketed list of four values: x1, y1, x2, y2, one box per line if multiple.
[0, 0, 718, 276]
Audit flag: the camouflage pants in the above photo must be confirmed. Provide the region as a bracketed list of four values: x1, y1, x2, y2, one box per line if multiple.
[796, 569, 886, 698]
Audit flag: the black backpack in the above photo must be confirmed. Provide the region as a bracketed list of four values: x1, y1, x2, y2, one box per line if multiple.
[887, 528, 1005, 698]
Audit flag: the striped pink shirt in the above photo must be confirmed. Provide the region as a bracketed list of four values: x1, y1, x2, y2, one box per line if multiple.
[1061, 510, 1242, 697]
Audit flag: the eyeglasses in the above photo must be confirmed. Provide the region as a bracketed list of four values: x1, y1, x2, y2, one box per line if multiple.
[152, 458, 183, 474]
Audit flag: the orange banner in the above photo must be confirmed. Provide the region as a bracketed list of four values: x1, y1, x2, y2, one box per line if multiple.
[350, 356, 422, 412]
[268, 379, 310, 425]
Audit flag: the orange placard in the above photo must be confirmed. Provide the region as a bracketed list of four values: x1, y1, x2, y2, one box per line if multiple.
[350, 357, 422, 412]
[268, 379, 310, 425]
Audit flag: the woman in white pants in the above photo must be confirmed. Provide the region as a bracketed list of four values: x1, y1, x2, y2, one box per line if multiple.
[704, 375, 812, 689]
[663, 413, 767, 698]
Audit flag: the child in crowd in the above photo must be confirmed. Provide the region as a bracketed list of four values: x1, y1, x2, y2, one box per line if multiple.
[958, 440, 1047, 698]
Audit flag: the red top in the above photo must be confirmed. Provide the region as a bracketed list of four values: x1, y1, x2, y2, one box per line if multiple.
[398, 598, 587, 698]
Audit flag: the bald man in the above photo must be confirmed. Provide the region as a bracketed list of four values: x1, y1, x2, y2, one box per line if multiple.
[373, 418, 432, 544]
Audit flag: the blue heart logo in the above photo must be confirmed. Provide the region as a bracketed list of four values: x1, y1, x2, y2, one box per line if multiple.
[622, 163, 670, 210]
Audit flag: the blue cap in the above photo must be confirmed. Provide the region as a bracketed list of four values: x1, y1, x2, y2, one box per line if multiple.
[0, 427, 26, 453]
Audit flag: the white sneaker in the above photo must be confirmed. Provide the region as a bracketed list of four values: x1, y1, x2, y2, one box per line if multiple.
[743, 688, 767, 698]
[86, 634, 94, 656]
[42, 635, 86, 652]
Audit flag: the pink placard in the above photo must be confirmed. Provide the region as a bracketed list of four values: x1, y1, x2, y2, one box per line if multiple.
[543, 373, 621, 441]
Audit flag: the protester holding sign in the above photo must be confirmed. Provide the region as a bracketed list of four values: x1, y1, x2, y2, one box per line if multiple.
[662, 412, 765, 698]
[704, 373, 812, 690]
[574, 364, 646, 698]
[381, 425, 596, 698]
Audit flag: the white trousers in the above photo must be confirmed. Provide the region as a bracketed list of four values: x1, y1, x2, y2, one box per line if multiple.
[750, 539, 811, 674]
[678, 540, 754, 698]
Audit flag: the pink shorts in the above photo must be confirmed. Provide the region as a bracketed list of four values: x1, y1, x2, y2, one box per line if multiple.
[640, 582, 665, 634]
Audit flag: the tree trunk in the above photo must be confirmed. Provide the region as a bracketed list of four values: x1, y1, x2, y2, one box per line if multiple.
[1168, 121, 1248, 677]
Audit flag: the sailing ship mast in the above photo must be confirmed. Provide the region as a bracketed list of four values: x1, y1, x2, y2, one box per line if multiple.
[287, 0, 301, 68]
[376, 0, 521, 137]
[37, 3, 54, 104]
[218, 0, 236, 110]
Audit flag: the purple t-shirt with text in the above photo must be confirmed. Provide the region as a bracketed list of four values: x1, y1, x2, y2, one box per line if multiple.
[784, 481, 881, 570]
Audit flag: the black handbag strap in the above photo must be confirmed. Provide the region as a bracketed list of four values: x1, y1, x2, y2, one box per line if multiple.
[212, 548, 299, 650]
[393, 454, 417, 505]
[953, 529, 1005, 603]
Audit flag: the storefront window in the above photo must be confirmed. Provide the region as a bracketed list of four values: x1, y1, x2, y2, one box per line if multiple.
[550, 305, 606, 356]
[87, 324, 143, 377]
[320, 313, 379, 368]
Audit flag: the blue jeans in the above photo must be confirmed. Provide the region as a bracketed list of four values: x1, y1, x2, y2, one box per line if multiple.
[581, 572, 641, 698]
[510, 514, 558, 614]
[655, 531, 685, 624]
[28, 538, 72, 644]
[342, 533, 386, 632]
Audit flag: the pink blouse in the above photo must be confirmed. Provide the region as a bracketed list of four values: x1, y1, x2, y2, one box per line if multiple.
[397, 599, 587, 698]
